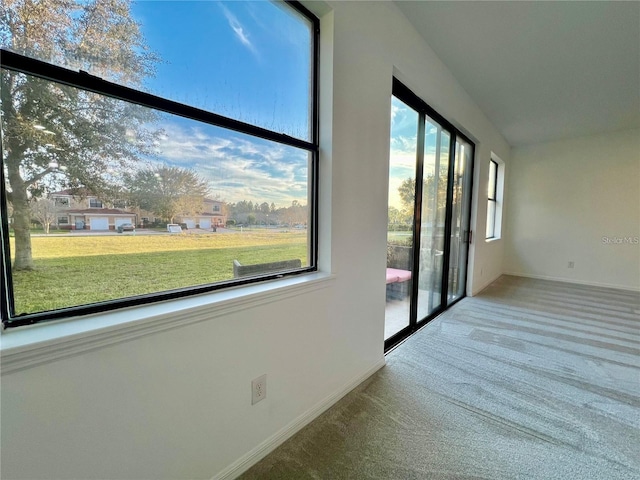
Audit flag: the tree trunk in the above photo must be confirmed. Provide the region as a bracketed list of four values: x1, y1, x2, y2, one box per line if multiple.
[11, 189, 34, 270]
[44, 223, 50, 234]
[6, 163, 34, 270]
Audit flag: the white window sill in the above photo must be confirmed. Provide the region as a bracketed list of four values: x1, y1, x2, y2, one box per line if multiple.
[485, 237, 502, 243]
[1, 272, 335, 375]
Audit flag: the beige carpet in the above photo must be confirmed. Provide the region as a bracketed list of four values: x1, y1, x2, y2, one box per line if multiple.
[241, 275, 640, 479]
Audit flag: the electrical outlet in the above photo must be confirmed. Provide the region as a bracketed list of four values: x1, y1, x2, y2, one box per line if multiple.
[252, 374, 267, 405]
[568, 261, 575, 269]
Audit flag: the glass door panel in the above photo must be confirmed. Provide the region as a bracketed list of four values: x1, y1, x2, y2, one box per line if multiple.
[416, 121, 450, 321]
[447, 138, 473, 304]
[385, 97, 418, 340]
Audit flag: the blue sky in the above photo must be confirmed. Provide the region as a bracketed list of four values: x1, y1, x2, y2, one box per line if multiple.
[129, 0, 312, 206]
[389, 97, 450, 209]
[389, 97, 418, 209]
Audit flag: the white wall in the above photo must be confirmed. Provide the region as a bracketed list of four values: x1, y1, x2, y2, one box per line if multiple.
[0, 2, 509, 479]
[504, 128, 640, 290]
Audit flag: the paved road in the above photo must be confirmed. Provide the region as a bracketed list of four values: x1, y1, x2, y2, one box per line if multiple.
[29, 227, 294, 237]
[31, 227, 235, 237]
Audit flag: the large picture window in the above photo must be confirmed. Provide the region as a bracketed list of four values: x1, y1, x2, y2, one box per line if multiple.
[1, 1, 319, 327]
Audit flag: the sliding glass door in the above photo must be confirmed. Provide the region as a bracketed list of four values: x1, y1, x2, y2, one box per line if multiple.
[385, 79, 475, 350]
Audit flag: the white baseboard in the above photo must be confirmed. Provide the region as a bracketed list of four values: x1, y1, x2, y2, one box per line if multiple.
[502, 272, 640, 293]
[211, 357, 387, 480]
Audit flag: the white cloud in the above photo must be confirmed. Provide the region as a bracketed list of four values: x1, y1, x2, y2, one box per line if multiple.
[391, 103, 400, 122]
[144, 121, 307, 207]
[219, 2, 259, 57]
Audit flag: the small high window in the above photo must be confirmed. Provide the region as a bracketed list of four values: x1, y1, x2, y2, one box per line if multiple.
[486, 157, 504, 240]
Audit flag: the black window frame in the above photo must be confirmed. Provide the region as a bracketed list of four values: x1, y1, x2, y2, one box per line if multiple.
[0, 0, 320, 329]
[486, 159, 498, 239]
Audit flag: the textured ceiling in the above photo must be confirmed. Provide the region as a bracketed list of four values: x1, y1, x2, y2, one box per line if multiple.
[395, 1, 640, 147]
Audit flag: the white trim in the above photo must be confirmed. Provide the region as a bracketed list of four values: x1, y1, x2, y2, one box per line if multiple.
[502, 272, 640, 292]
[1, 273, 335, 375]
[211, 358, 386, 480]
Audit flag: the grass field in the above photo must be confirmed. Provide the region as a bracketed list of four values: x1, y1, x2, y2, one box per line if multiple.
[387, 231, 413, 244]
[10, 231, 307, 315]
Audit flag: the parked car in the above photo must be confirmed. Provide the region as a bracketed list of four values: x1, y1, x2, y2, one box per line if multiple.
[117, 223, 135, 233]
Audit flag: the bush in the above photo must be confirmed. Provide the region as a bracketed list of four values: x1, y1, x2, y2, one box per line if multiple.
[387, 244, 413, 269]
[388, 237, 412, 247]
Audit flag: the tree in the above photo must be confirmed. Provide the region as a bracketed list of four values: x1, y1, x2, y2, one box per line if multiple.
[29, 198, 59, 234]
[125, 165, 209, 223]
[398, 177, 416, 213]
[387, 206, 404, 226]
[1, 0, 159, 269]
[280, 200, 307, 226]
[398, 173, 448, 219]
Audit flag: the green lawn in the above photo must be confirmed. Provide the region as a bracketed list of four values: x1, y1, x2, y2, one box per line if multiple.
[387, 231, 413, 244]
[10, 232, 307, 315]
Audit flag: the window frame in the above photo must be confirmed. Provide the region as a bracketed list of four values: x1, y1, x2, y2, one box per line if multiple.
[486, 159, 498, 239]
[0, 0, 320, 329]
[485, 156, 505, 241]
[53, 196, 70, 207]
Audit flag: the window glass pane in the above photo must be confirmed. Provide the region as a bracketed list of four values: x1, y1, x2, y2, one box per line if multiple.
[3, 71, 310, 316]
[447, 138, 473, 304]
[416, 120, 449, 320]
[386, 97, 418, 340]
[488, 160, 497, 199]
[486, 200, 496, 238]
[1, 0, 313, 141]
